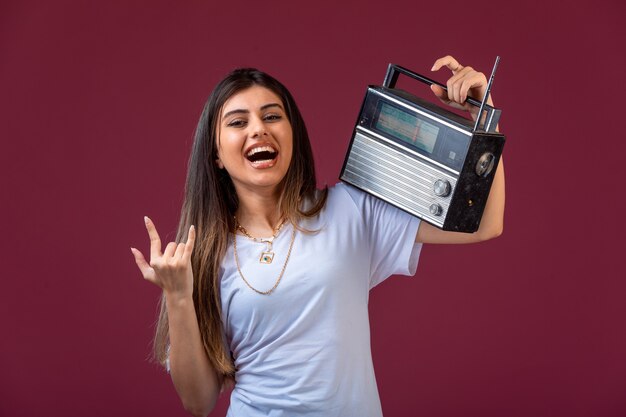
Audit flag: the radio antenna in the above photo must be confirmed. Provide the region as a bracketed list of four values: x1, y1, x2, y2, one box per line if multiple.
[473, 56, 500, 132]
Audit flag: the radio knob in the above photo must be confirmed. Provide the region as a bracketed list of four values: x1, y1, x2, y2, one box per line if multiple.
[429, 203, 443, 216]
[433, 179, 451, 197]
[476, 152, 496, 177]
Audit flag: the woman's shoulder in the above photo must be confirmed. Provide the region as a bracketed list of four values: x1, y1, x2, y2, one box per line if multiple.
[319, 182, 369, 218]
[298, 183, 373, 228]
[330, 182, 374, 209]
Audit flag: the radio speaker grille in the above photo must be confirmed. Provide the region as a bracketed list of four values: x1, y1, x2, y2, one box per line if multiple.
[341, 131, 458, 226]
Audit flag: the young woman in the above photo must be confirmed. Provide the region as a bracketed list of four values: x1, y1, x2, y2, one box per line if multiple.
[131, 55, 505, 417]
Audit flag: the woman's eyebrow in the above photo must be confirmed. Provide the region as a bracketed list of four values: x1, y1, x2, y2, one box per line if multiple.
[222, 109, 248, 120]
[222, 103, 284, 120]
[260, 103, 283, 111]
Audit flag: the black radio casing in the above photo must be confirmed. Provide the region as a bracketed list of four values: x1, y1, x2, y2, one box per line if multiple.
[340, 64, 505, 233]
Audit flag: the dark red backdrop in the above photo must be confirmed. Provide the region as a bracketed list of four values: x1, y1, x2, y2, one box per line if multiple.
[1, 1, 625, 416]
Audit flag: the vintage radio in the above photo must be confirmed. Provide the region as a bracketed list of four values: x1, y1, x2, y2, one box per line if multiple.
[340, 58, 505, 233]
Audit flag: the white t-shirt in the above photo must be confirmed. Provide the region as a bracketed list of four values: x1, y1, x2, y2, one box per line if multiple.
[220, 183, 422, 417]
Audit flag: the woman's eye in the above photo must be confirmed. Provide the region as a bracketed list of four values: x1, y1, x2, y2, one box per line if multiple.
[264, 114, 282, 121]
[227, 119, 246, 127]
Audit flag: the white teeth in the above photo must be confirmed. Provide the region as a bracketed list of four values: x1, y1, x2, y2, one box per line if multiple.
[246, 146, 276, 156]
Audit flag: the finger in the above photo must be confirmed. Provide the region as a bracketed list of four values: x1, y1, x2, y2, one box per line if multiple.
[430, 84, 466, 111]
[174, 242, 185, 259]
[430, 84, 449, 101]
[446, 76, 459, 104]
[130, 248, 156, 282]
[163, 242, 177, 259]
[431, 55, 463, 74]
[435, 96, 467, 112]
[431, 85, 460, 110]
[183, 225, 196, 262]
[447, 66, 474, 103]
[459, 72, 487, 103]
[144, 216, 162, 259]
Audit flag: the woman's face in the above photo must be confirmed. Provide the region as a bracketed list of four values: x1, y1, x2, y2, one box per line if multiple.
[216, 85, 293, 195]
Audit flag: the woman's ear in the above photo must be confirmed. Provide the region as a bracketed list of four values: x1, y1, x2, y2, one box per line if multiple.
[216, 158, 224, 169]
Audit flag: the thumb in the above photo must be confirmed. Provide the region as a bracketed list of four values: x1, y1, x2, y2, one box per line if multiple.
[130, 247, 156, 282]
[430, 84, 448, 101]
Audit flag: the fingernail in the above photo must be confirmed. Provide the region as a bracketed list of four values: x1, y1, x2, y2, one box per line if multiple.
[430, 65, 436, 71]
[190, 225, 195, 231]
[144, 216, 150, 224]
[130, 247, 136, 253]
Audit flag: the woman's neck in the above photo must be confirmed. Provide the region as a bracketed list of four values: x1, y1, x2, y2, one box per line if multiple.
[234, 187, 283, 237]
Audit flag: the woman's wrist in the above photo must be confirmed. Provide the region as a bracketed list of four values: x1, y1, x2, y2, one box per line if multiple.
[164, 291, 195, 309]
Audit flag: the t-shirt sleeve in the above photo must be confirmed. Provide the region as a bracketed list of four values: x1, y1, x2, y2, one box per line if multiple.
[339, 183, 422, 288]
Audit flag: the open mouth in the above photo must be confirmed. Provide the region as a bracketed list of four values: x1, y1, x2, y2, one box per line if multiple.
[245, 145, 278, 166]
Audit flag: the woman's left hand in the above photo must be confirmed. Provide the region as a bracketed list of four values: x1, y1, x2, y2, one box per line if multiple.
[415, 55, 504, 244]
[429, 55, 492, 121]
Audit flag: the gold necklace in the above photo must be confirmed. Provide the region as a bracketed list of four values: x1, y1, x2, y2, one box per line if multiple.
[235, 217, 286, 264]
[232, 222, 296, 295]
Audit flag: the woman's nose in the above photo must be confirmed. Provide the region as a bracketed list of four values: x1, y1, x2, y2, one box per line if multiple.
[249, 117, 268, 138]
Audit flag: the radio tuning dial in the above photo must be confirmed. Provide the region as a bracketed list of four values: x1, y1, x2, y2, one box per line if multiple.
[429, 203, 443, 216]
[476, 152, 496, 177]
[433, 179, 451, 197]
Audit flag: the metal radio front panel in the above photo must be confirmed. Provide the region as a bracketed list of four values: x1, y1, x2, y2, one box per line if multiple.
[340, 62, 505, 233]
[341, 128, 459, 228]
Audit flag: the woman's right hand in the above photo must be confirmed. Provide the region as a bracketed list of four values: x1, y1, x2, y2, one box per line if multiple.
[131, 217, 196, 300]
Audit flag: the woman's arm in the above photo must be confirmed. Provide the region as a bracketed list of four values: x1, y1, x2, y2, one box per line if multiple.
[416, 55, 505, 244]
[166, 293, 221, 417]
[131, 218, 220, 417]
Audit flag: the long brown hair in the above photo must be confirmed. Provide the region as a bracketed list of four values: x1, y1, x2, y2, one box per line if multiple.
[153, 68, 328, 379]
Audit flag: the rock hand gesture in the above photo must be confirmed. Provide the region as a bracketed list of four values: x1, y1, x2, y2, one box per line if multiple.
[131, 217, 196, 300]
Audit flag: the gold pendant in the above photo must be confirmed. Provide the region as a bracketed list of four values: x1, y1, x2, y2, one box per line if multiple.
[259, 239, 274, 264]
[260, 251, 275, 264]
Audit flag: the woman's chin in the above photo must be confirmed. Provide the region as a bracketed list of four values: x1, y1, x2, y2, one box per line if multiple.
[233, 173, 286, 194]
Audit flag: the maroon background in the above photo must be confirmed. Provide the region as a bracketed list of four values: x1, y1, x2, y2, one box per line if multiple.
[1, 1, 625, 416]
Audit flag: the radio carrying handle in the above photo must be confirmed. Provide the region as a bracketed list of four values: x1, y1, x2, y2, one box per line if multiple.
[383, 62, 501, 133]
